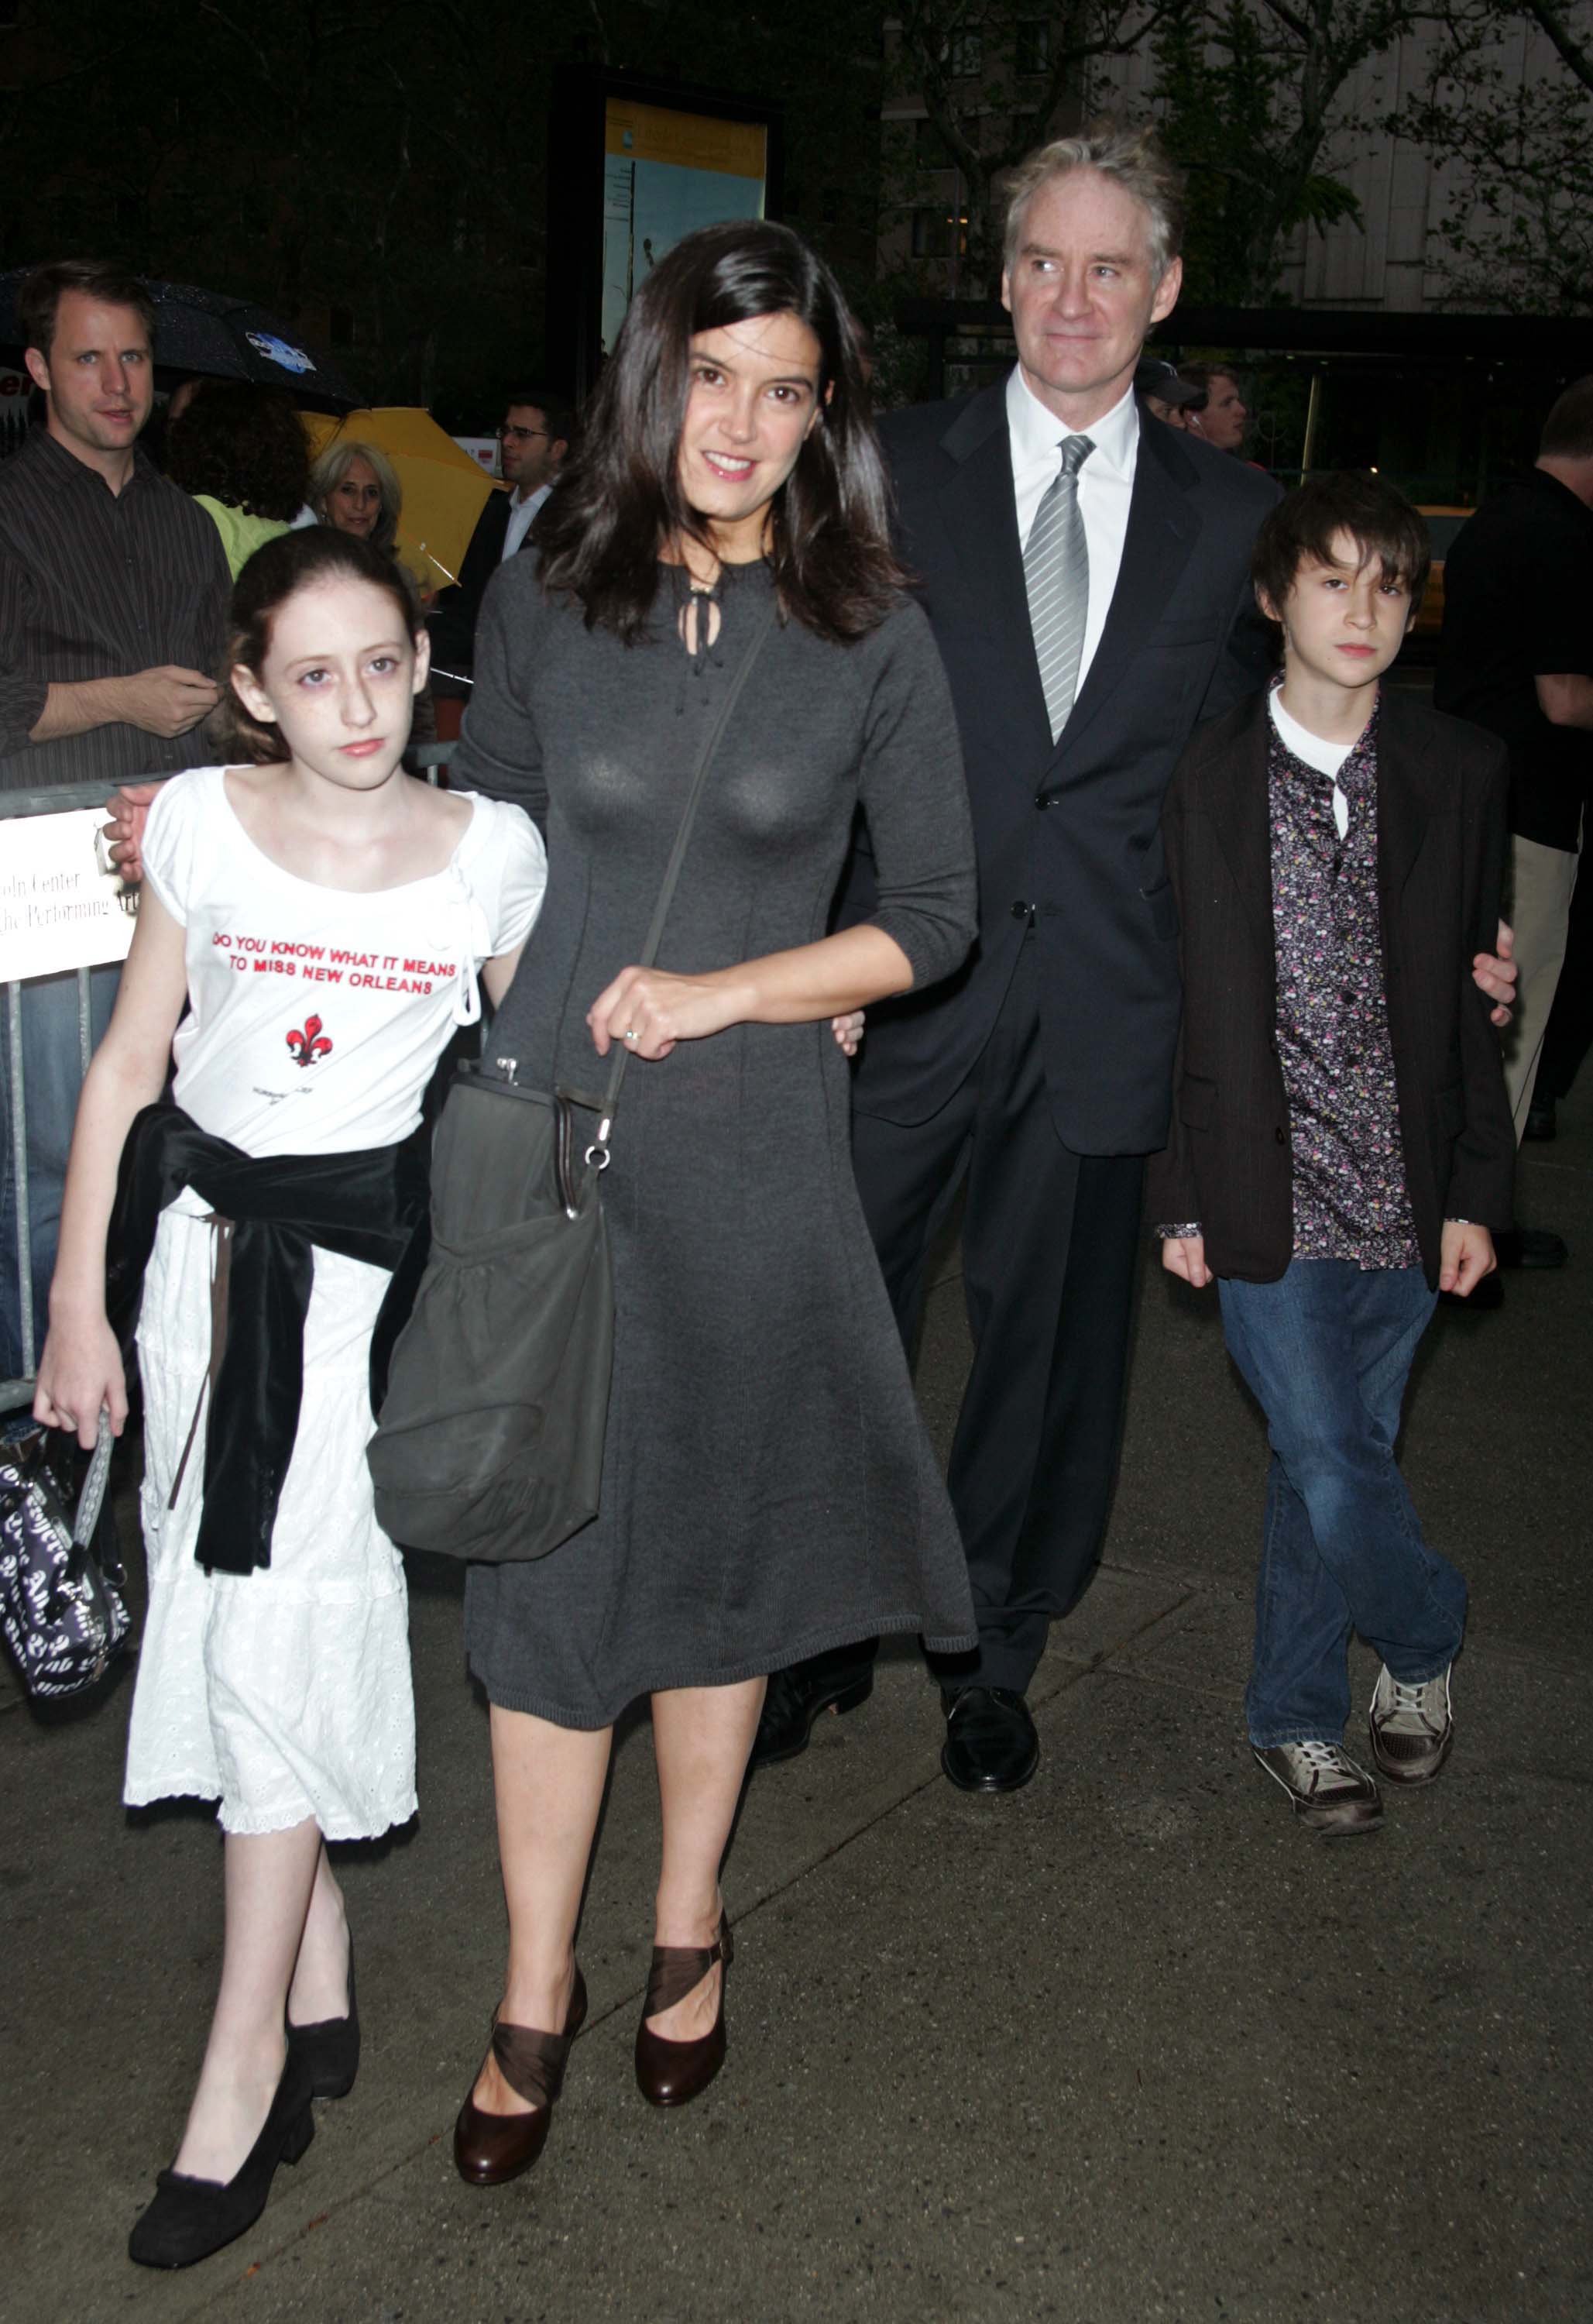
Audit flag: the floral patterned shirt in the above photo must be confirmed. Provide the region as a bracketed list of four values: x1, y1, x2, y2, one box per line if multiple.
[1268, 699, 1420, 1268]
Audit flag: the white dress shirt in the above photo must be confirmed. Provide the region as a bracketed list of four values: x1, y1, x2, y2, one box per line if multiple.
[501, 481, 551, 562]
[1007, 368, 1139, 696]
[1269, 686, 1351, 839]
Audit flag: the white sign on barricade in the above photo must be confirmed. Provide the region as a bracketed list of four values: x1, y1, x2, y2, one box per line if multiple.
[0, 810, 137, 984]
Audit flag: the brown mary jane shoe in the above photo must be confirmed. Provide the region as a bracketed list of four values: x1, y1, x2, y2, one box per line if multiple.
[453, 1966, 587, 2186]
[633, 1912, 733, 2108]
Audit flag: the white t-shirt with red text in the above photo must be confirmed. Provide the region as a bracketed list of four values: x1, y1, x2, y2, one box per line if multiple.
[141, 766, 545, 1171]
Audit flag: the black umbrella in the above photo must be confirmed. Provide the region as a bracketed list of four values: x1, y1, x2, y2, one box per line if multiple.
[0, 272, 361, 409]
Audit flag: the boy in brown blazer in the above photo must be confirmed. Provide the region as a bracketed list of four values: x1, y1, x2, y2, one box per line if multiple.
[1148, 473, 1515, 1836]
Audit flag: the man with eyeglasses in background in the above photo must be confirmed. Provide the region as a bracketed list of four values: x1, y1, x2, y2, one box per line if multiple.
[429, 388, 572, 688]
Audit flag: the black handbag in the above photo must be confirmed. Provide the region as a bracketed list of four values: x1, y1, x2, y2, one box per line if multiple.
[0, 1415, 129, 1700]
[367, 596, 777, 1563]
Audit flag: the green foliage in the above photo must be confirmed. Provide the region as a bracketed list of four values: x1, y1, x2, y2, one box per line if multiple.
[878, 1, 1177, 297]
[1388, 5, 1593, 314]
[1149, 0, 1378, 303]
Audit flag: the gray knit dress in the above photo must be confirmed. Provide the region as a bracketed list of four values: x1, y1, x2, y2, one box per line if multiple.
[452, 555, 977, 1728]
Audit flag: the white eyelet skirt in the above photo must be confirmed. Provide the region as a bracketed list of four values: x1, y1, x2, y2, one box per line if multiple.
[123, 1207, 417, 1840]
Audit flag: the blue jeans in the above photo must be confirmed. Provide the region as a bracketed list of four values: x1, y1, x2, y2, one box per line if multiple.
[1, 964, 121, 1388]
[1218, 1259, 1466, 1748]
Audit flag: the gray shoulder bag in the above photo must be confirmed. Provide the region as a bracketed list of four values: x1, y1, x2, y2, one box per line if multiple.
[368, 595, 777, 1563]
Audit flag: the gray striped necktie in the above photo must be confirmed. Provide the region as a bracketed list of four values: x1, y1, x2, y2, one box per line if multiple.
[1024, 433, 1095, 741]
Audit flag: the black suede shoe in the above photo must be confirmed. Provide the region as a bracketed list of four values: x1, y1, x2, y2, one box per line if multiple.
[940, 1686, 1039, 1794]
[128, 2049, 316, 2270]
[751, 1653, 875, 1767]
[287, 1932, 359, 2100]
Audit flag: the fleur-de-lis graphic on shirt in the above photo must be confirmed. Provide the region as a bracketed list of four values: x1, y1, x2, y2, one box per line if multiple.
[286, 1014, 333, 1068]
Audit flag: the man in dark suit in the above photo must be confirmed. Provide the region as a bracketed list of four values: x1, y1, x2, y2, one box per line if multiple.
[755, 122, 1280, 1792]
[428, 388, 570, 686]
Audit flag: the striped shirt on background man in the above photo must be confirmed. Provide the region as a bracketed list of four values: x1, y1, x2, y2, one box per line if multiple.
[0, 428, 229, 792]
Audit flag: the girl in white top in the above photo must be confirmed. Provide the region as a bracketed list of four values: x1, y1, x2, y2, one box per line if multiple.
[36, 528, 545, 2270]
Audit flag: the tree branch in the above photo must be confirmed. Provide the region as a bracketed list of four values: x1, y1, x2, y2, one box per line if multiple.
[1524, 0, 1593, 91]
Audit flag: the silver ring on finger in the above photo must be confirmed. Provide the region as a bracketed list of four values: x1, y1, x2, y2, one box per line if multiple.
[623, 1027, 639, 1043]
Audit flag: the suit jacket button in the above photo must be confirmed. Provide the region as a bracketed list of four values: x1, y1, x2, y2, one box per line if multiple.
[1011, 900, 1032, 920]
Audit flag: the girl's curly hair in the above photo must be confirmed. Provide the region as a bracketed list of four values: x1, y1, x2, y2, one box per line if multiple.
[166, 380, 310, 523]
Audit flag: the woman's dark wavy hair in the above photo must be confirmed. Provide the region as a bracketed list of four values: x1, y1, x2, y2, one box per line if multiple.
[215, 527, 421, 765]
[166, 381, 311, 523]
[535, 220, 905, 644]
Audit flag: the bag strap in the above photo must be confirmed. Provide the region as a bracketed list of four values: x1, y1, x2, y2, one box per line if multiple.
[589, 589, 779, 1140]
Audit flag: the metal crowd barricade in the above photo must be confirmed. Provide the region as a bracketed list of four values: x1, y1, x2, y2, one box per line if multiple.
[2, 779, 131, 1415]
[408, 742, 457, 780]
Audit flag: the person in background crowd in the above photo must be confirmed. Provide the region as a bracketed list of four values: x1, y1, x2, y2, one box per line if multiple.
[1152, 474, 1512, 1836]
[1526, 869, 1592, 1139]
[1136, 355, 1207, 430]
[166, 380, 311, 580]
[1434, 373, 1593, 1267]
[1182, 364, 1250, 454]
[427, 390, 571, 688]
[0, 259, 228, 1387]
[166, 376, 204, 427]
[309, 439, 405, 563]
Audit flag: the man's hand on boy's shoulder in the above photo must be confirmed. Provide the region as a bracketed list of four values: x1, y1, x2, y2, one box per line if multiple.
[1440, 1221, 1497, 1298]
[1160, 1233, 1214, 1290]
[1472, 921, 1517, 1027]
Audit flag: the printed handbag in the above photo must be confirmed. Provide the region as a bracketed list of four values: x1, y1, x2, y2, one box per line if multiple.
[0, 1416, 129, 1700]
[368, 596, 776, 1563]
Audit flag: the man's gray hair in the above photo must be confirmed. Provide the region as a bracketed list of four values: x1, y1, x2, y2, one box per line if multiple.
[1002, 119, 1186, 283]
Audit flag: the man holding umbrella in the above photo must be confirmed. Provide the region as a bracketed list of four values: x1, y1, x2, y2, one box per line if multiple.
[0, 259, 229, 1380]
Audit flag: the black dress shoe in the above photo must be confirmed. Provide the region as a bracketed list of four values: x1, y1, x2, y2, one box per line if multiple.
[128, 2048, 317, 2270]
[940, 1686, 1039, 1794]
[1495, 1226, 1568, 1268]
[1442, 1271, 1503, 1311]
[287, 1930, 359, 2100]
[1523, 1098, 1557, 1142]
[751, 1651, 875, 1767]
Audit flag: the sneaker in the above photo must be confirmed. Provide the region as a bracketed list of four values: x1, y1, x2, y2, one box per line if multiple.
[1252, 1741, 1384, 1836]
[1368, 1664, 1454, 1786]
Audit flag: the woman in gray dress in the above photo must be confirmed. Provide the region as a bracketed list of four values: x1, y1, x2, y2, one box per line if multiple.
[448, 221, 977, 2184]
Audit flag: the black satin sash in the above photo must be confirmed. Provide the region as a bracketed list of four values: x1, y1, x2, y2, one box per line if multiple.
[106, 1102, 430, 1576]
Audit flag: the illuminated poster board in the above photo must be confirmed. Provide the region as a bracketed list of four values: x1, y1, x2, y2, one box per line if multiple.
[548, 69, 782, 404]
[601, 100, 768, 354]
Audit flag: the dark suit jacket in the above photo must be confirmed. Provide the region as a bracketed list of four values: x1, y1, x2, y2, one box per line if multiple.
[842, 376, 1279, 1153]
[427, 487, 517, 676]
[1145, 688, 1515, 1287]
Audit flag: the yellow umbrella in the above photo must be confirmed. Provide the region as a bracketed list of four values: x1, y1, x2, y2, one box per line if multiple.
[301, 407, 500, 593]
